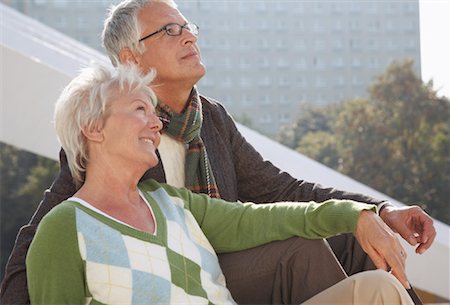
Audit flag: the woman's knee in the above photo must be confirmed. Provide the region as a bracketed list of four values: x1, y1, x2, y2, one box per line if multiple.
[355, 269, 403, 288]
[351, 270, 413, 304]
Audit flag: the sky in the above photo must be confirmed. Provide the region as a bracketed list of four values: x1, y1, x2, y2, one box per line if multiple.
[419, 0, 450, 98]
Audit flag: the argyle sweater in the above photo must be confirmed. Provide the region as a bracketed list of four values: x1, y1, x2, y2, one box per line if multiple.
[26, 179, 375, 305]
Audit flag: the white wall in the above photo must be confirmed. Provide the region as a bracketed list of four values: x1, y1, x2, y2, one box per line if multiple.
[1, 45, 69, 159]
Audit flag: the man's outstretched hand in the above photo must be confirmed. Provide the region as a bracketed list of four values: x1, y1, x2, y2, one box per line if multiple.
[380, 205, 436, 254]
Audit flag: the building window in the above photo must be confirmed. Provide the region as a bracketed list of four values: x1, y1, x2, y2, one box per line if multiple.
[238, 2, 249, 12]
[315, 76, 326, 88]
[242, 95, 252, 106]
[279, 95, 289, 104]
[239, 57, 250, 69]
[334, 20, 343, 31]
[257, 39, 269, 49]
[258, 76, 271, 87]
[261, 95, 271, 105]
[279, 113, 291, 123]
[240, 77, 250, 88]
[54, 0, 69, 8]
[256, 2, 267, 11]
[221, 76, 232, 88]
[315, 39, 325, 51]
[333, 57, 344, 68]
[218, 39, 230, 50]
[77, 16, 87, 28]
[295, 39, 306, 51]
[367, 39, 378, 50]
[297, 76, 307, 87]
[333, 40, 344, 50]
[260, 20, 269, 30]
[295, 58, 307, 70]
[276, 39, 287, 49]
[200, 77, 213, 88]
[257, 57, 270, 68]
[369, 57, 380, 69]
[277, 58, 288, 68]
[278, 77, 289, 87]
[260, 114, 273, 124]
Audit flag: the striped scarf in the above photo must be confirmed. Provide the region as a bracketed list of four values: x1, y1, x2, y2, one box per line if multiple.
[156, 88, 220, 198]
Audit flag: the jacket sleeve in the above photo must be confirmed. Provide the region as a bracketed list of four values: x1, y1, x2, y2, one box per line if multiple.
[208, 100, 386, 206]
[0, 149, 76, 305]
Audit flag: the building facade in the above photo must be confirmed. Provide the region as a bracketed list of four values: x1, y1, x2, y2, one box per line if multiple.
[2, 0, 421, 136]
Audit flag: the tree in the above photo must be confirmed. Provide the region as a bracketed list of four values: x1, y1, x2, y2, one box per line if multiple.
[0, 143, 59, 279]
[278, 102, 339, 149]
[279, 59, 450, 224]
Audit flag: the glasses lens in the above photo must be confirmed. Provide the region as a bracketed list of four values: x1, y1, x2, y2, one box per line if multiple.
[187, 23, 199, 35]
[165, 24, 181, 36]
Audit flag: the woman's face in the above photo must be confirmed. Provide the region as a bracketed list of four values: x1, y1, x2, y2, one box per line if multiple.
[100, 89, 162, 170]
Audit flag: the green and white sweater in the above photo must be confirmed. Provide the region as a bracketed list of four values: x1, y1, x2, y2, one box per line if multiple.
[26, 179, 375, 305]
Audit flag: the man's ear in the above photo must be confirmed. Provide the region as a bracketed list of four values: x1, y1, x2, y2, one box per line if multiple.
[119, 48, 139, 65]
[82, 124, 104, 143]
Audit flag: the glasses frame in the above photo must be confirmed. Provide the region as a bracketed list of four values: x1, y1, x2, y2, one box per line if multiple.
[138, 22, 199, 42]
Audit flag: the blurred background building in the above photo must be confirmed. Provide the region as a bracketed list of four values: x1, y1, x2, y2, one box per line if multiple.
[1, 0, 421, 136]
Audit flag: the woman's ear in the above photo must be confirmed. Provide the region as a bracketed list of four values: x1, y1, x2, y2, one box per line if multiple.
[82, 124, 104, 143]
[119, 48, 139, 65]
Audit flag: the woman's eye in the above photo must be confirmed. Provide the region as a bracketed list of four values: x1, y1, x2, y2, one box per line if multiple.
[137, 106, 146, 112]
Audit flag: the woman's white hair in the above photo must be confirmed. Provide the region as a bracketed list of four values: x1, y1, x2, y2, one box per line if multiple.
[54, 64, 156, 187]
[102, 0, 177, 67]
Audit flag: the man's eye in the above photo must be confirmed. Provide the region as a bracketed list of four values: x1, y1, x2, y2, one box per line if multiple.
[166, 26, 178, 35]
[137, 106, 146, 112]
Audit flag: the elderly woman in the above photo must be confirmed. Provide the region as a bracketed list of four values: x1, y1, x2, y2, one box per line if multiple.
[26, 64, 414, 305]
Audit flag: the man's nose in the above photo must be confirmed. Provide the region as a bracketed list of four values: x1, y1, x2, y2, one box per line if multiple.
[180, 27, 198, 45]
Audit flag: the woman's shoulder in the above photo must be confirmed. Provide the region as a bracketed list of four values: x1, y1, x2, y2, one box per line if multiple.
[38, 200, 79, 228]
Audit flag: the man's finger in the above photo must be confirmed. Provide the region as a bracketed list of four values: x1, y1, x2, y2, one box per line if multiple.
[396, 223, 418, 246]
[414, 217, 436, 254]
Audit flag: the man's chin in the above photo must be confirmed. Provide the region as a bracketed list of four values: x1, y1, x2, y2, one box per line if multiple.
[193, 64, 206, 81]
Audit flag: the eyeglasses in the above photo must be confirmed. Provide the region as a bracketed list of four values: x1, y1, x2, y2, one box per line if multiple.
[139, 22, 199, 42]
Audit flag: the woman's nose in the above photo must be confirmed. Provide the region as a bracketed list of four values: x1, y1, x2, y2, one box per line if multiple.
[149, 114, 163, 131]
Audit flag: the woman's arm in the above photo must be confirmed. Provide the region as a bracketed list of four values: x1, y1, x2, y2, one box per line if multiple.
[26, 203, 85, 305]
[158, 182, 375, 253]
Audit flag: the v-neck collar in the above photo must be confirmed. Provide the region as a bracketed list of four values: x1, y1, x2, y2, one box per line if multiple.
[67, 188, 167, 243]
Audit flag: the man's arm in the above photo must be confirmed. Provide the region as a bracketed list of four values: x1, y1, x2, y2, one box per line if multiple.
[203, 98, 384, 205]
[202, 98, 435, 253]
[0, 149, 76, 305]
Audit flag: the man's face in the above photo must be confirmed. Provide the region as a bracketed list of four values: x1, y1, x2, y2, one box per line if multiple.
[135, 2, 206, 89]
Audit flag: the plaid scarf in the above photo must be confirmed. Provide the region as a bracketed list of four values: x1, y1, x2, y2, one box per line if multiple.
[156, 88, 220, 198]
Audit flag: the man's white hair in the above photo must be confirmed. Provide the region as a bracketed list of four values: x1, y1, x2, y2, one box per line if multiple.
[102, 0, 177, 66]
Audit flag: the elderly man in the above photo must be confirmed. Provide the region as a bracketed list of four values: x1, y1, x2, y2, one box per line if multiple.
[1, 0, 435, 304]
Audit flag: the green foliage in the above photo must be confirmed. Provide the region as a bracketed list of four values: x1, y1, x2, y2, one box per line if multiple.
[0, 143, 59, 279]
[279, 59, 450, 224]
[277, 102, 339, 148]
